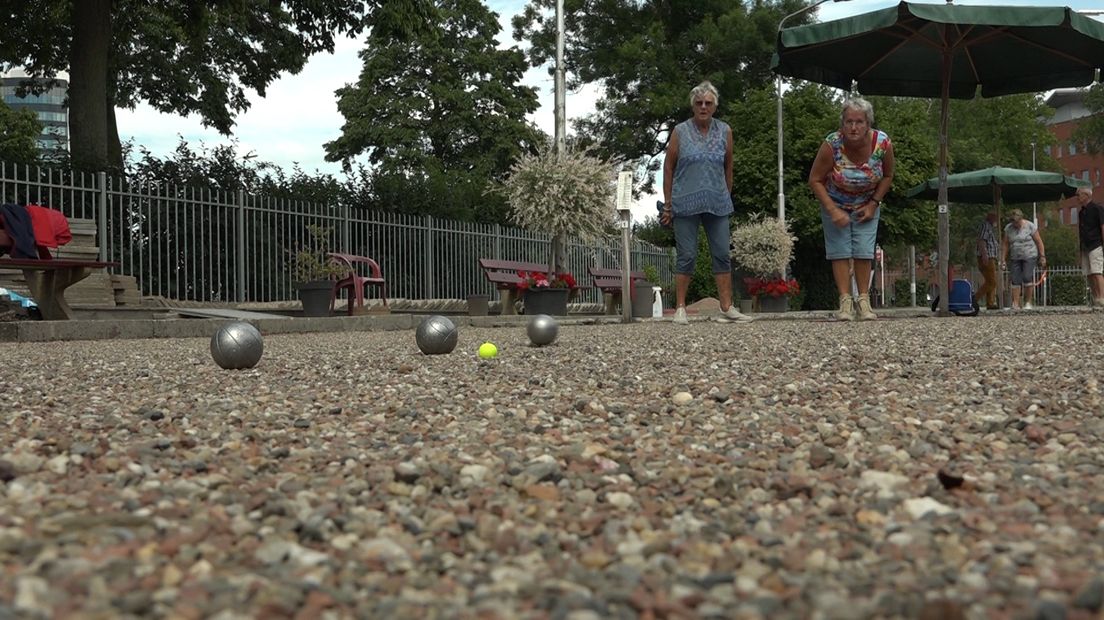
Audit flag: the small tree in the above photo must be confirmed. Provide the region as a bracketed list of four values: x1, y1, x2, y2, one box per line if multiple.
[730, 215, 796, 277]
[495, 145, 620, 274]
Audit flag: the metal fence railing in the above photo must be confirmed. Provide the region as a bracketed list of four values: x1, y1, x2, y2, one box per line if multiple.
[878, 259, 1088, 308]
[0, 161, 675, 305]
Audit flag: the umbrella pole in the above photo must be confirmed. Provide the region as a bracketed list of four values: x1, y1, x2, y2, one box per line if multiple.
[936, 39, 951, 317]
[995, 184, 1003, 310]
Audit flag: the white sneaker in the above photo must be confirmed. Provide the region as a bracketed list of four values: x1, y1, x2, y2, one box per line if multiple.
[857, 294, 877, 321]
[715, 306, 754, 323]
[672, 307, 689, 325]
[1023, 302, 1034, 310]
[836, 295, 855, 321]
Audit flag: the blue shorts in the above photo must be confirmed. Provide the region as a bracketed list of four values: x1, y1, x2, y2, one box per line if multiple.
[673, 212, 731, 274]
[821, 208, 879, 260]
[1009, 257, 1037, 286]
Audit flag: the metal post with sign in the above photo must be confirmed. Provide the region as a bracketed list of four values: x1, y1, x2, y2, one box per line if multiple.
[616, 172, 634, 323]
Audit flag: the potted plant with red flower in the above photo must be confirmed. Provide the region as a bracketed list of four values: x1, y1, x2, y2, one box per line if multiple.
[494, 144, 620, 315]
[517, 270, 578, 316]
[730, 216, 799, 313]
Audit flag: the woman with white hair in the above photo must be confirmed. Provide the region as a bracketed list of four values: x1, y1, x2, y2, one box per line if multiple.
[661, 80, 750, 325]
[809, 97, 895, 321]
[1001, 208, 1046, 310]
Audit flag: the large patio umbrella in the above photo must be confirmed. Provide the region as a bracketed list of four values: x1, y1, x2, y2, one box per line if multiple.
[772, 1, 1104, 314]
[906, 166, 1090, 304]
[905, 166, 1090, 206]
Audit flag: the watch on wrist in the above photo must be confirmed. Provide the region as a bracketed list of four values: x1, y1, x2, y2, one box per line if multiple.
[872, 198, 883, 207]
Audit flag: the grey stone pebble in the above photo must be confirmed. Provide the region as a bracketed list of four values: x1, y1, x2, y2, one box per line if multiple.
[1, 314, 1103, 618]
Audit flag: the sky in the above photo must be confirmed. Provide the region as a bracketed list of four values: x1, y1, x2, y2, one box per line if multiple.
[115, 0, 1104, 223]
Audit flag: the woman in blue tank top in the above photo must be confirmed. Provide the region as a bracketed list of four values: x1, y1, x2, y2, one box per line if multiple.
[661, 81, 751, 325]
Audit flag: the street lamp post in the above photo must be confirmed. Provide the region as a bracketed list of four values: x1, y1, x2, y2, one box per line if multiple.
[776, 0, 853, 225]
[551, 0, 567, 274]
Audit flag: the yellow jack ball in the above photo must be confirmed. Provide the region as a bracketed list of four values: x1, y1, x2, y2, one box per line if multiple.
[478, 342, 498, 359]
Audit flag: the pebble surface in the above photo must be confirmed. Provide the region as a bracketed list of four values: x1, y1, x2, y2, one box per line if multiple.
[2, 313, 1104, 619]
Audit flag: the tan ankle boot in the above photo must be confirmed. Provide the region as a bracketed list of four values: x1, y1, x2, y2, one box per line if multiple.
[836, 294, 855, 321]
[857, 294, 877, 321]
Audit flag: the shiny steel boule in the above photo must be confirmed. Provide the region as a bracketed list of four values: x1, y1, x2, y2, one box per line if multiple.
[210, 321, 264, 369]
[526, 314, 559, 346]
[415, 315, 459, 355]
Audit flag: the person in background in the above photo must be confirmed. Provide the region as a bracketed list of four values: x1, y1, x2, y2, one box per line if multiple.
[1000, 208, 1045, 310]
[1075, 186, 1104, 307]
[808, 97, 895, 321]
[974, 211, 999, 310]
[661, 80, 751, 325]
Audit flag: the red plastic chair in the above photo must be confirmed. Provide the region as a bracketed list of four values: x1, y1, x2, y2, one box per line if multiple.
[328, 252, 388, 315]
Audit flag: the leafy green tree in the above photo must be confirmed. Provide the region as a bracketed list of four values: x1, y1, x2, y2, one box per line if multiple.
[0, 0, 433, 171]
[945, 94, 1056, 173]
[326, 1, 539, 176]
[325, 0, 541, 222]
[1041, 224, 1079, 267]
[512, 0, 812, 175]
[0, 101, 42, 165]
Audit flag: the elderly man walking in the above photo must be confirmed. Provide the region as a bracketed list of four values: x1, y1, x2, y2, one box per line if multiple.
[975, 211, 999, 310]
[1075, 187, 1104, 307]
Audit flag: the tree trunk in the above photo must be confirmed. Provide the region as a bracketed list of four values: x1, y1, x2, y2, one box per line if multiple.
[106, 97, 123, 170]
[69, 0, 112, 171]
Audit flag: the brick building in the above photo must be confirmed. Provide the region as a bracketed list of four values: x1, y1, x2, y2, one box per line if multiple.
[1044, 88, 1104, 226]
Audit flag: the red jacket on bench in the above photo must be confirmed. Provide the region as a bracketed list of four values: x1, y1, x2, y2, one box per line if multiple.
[0, 204, 72, 258]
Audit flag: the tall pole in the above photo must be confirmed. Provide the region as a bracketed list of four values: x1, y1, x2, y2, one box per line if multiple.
[775, 0, 852, 219]
[551, 0, 567, 274]
[777, 75, 785, 223]
[1031, 141, 1038, 224]
[936, 31, 951, 317]
[554, 0, 566, 155]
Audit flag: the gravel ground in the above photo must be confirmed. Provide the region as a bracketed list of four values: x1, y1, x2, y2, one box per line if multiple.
[2, 313, 1104, 619]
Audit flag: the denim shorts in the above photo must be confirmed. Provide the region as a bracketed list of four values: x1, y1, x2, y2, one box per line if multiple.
[1009, 257, 1037, 286]
[821, 208, 879, 260]
[673, 212, 731, 274]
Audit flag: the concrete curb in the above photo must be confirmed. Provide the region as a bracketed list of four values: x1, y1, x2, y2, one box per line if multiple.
[0, 306, 1097, 343]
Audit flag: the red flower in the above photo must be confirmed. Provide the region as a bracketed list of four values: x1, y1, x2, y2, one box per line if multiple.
[743, 276, 800, 298]
[518, 270, 577, 291]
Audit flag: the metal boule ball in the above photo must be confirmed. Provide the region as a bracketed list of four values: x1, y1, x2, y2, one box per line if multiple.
[210, 321, 264, 369]
[526, 314, 559, 346]
[415, 315, 458, 355]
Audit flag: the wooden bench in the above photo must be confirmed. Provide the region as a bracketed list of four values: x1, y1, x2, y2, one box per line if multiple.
[0, 258, 119, 320]
[478, 258, 551, 315]
[479, 258, 593, 316]
[327, 252, 387, 316]
[588, 266, 647, 315]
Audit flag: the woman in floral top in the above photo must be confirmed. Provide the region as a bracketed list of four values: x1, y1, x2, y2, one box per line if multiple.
[809, 97, 895, 321]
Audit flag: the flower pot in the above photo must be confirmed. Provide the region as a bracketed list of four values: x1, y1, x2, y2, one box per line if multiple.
[739, 299, 754, 314]
[632, 281, 655, 318]
[467, 294, 489, 316]
[523, 288, 569, 316]
[296, 280, 333, 317]
[757, 294, 789, 313]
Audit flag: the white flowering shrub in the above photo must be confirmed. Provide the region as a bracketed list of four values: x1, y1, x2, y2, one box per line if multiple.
[495, 146, 620, 241]
[730, 215, 796, 277]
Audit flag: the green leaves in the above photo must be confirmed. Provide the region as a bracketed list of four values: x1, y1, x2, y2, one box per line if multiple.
[514, 0, 811, 163]
[325, 0, 540, 180]
[0, 101, 42, 166]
